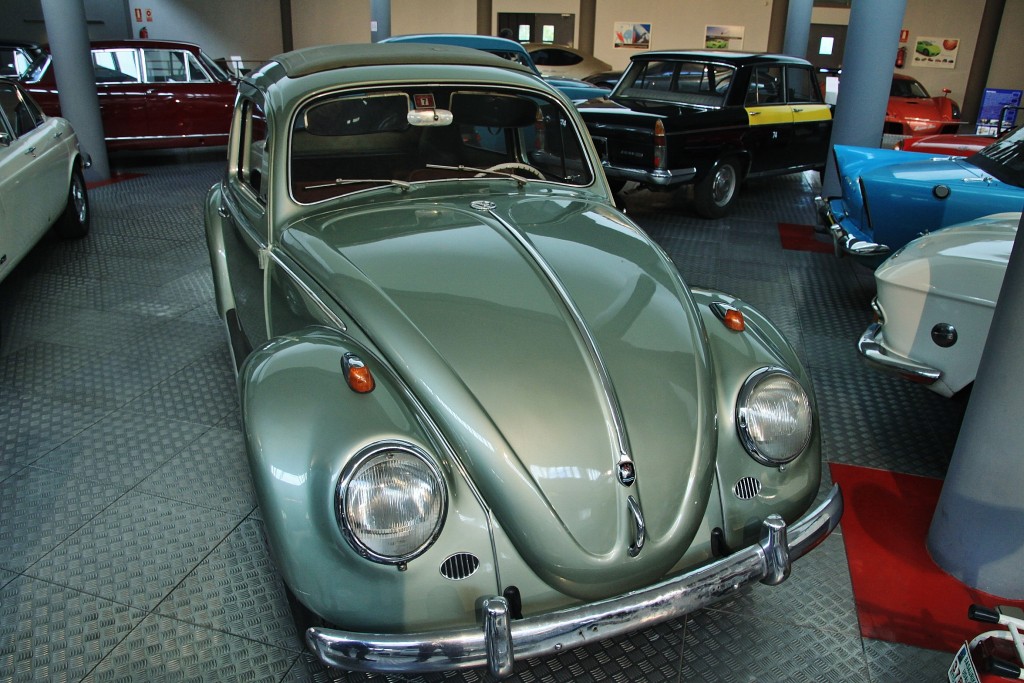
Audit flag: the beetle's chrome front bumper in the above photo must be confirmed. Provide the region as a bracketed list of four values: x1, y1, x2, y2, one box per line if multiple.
[814, 196, 891, 259]
[306, 484, 843, 679]
[858, 321, 941, 385]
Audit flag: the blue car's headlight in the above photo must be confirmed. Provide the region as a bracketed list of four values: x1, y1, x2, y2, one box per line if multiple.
[736, 368, 813, 466]
[336, 441, 447, 565]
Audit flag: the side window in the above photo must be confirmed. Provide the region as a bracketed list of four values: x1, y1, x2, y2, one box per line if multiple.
[236, 98, 269, 200]
[144, 49, 188, 82]
[786, 66, 822, 104]
[92, 49, 141, 83]
[186, 52, 212, 82]
[745, 66, 783, 105]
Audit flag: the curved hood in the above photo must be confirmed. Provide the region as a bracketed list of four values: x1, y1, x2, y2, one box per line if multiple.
[282, 191, 717, 597]
[878, 212, 1019, 304]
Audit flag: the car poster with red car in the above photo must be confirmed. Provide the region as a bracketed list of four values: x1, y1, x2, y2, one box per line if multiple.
[913, 36, 959, 68]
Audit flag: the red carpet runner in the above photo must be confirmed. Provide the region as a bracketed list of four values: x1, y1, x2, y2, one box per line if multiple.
[829, 463, 1024, 654]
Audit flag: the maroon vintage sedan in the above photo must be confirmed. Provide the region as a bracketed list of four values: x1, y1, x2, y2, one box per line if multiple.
[22, 39, 235, 150]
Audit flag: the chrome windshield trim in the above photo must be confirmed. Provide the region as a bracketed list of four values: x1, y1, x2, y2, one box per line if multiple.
[267, 249, 347, 332]
[306, 484, 843, 679]
[483, 208, 633, 466]
[857, 322, 941, 384]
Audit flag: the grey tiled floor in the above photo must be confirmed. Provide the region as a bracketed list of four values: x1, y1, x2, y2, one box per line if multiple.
[0, 150, 963, 681]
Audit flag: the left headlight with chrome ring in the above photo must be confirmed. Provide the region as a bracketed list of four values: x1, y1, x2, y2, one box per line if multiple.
[336, 441, 447, 565]
[736, 367, 813, 466]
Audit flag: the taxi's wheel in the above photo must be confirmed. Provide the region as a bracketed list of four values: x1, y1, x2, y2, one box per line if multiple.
[693, 159, 739, 219]
[55, 167, 90, 239]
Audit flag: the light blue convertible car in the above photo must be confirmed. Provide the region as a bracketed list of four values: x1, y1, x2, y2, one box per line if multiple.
[816, 126, 1024, 263]
[381, 33, 610, 103]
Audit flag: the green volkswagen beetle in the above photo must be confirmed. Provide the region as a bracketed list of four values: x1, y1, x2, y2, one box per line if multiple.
[205, 42, 842, 679]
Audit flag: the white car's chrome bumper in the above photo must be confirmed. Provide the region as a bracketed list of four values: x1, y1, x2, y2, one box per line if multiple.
[306, 484, 843, 679]
[858, 321, 941, 385]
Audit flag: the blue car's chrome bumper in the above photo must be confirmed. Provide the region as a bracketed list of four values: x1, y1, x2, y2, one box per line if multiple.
[814, 196, 891, 258]
[306, 484, 843, 679]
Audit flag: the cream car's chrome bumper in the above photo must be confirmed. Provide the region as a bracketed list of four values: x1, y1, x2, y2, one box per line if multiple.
[858, 321, 941, 385]
[306, 484, 843, 679]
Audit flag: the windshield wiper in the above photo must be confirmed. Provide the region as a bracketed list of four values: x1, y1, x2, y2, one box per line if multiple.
[424, 164, 531, 186]
[303, 178, 411, 191]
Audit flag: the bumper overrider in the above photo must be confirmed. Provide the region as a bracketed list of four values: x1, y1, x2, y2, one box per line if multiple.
[307, 483, 843, 679]
[814, 196, 890, 258]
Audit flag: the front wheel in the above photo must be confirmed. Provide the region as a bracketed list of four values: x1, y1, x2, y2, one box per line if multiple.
[55, 166, 90, 239]
[692, 159, 739, 219]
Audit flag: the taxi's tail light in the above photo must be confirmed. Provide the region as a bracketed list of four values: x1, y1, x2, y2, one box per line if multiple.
[653, 119, 667, 170]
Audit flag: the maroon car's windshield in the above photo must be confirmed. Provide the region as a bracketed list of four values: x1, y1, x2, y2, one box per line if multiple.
[970, 126, 1024, 188]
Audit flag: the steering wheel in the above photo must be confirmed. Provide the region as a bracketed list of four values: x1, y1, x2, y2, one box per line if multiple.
[477, 162, 545, 179]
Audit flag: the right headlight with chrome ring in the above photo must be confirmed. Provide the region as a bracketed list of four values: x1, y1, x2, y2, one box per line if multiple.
[336, 441, 447, 565]
[736, 367, 813, 466]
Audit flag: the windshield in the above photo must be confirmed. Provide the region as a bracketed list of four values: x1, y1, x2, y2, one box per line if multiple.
[290, 86, 594, 204]
[970, 126, 1024, 188]
[890, 77, 930, 99]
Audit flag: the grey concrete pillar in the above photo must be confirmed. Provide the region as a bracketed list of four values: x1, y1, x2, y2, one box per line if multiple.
[578, 0, 596, 55]
[370, 0, 391, 42]
[927, 213, 1024, 600]
[40, 0, 109, 181]
[477, 0, 492, 35]
[280, 0, 293, 53]
[782, 0, 813, 59]
[767, 0, 789, 55]
[820, 0, 906, 197]
[960, 0, 1006, 129]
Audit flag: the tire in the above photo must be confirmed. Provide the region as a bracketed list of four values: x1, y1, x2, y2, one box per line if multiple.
[54, 166, 89, 239]
[692, 159, 740, 219]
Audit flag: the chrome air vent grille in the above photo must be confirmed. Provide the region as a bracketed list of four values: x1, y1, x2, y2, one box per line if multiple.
[440, 553, 480, 580]
[733, 477, 762, 500]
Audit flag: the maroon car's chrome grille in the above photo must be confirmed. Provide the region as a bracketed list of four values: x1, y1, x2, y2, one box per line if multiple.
[440, 553, 480, 580]
[733, 477, 762, 500]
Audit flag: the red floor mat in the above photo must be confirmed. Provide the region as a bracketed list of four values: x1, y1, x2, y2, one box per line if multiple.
[830, 463, 1024, 653]
[778, 222, 833, 253]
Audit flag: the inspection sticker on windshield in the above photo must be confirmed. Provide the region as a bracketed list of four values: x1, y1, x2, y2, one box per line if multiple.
[948, 642, 981, 683]
[414, 94, 435, 110]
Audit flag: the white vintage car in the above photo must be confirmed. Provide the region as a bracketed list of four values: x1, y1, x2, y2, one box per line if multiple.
[858, 212, 1020, 397]
[0, 78, 89, 284]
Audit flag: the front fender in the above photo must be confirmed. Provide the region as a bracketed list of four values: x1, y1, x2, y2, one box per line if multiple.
[240, 327, 499, 632]
[690, 289, 822, 550]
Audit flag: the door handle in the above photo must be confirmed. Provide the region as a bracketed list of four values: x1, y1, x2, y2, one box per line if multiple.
[793, 107, 804, 113]
[54, 130, 63, 139]
[24, 146, 37, 156]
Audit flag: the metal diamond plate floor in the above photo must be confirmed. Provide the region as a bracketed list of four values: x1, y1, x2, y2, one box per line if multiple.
[0, 150, 961, 682]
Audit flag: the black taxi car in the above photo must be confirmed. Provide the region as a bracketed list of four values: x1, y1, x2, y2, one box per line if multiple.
[579, 51, 833, 217]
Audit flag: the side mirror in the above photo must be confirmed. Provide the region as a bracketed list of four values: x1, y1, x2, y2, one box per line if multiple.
[0, 131, 10, 146]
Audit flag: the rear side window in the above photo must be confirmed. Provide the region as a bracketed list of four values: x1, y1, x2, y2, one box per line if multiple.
[0, 81, 42, 137]
[92, 49, 141, 83]
[745, 66, 783, 105]
[144, 49, 214, 83]
[236, 98, 269, 200]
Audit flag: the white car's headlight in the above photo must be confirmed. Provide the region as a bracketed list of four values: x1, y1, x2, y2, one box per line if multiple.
[736, 368, 813, 466]
[336, 441, 447, 564]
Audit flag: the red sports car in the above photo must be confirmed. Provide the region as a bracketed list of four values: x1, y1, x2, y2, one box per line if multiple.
[885, 73, 960, 136]
[22, 39, 236, 151]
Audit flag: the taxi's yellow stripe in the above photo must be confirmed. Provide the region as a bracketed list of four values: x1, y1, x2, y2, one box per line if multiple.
[746, 105, 792, 126]
[791, 103, 832, 123]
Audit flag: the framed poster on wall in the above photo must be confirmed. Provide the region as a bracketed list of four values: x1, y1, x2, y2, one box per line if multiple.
[614, 22, 651, 49]
[705, 25, 744, 50]
[912, 37, 959, 68]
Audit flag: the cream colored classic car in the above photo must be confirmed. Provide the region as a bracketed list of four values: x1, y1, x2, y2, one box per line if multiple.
[859, 212, 1020, 397]
[0, 78, 89, 284]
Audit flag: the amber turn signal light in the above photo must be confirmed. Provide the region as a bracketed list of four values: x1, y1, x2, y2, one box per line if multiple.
[342, 353, 375, 393]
